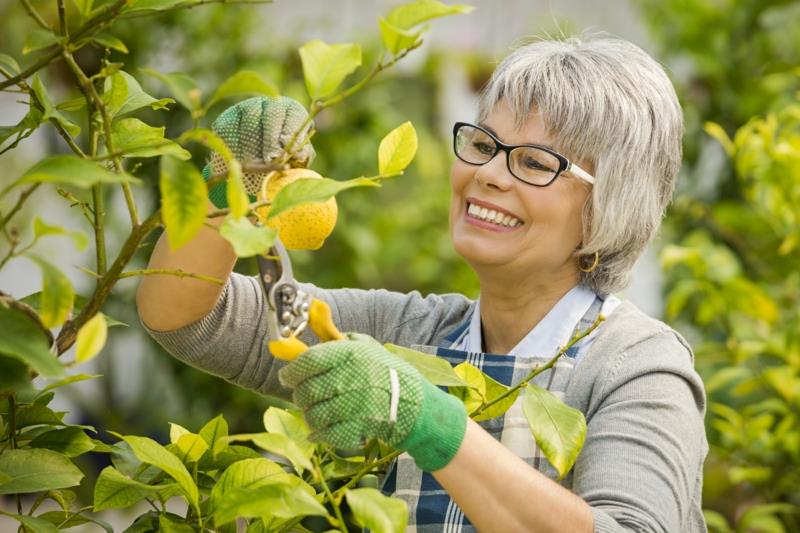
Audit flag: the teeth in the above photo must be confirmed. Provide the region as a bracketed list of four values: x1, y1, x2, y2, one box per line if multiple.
[467, 202, 521, 227]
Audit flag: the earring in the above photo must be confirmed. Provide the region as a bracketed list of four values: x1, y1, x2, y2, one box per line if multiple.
[579, 251, 600, 273]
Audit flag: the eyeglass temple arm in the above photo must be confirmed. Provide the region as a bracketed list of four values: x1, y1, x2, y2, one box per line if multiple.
[569, 163, 595, 185]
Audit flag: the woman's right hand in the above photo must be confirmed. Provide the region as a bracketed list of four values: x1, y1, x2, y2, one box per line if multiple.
[136, 96, 314, 332]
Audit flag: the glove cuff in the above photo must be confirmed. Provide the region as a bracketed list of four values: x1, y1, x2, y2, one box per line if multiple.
[395, 379, 467, 472]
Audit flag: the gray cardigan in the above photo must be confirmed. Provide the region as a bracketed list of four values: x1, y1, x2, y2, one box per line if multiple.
[144, 273, 708, 533]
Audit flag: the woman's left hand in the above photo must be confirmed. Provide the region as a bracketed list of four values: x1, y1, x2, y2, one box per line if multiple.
[278, 334, 468, 472]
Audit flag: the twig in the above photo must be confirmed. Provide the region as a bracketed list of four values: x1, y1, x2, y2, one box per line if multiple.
[313, 454, 346, 530]
[57, 0, 68, 37]
[207, 198, 271, 219]
[472, 315, 606, 418]
[20, 0, 51, 30]
[119, 0, 273, 19]
[117, 268, 224, 285]
[0, 184, 41, 234]
[280, 43, 421, 166]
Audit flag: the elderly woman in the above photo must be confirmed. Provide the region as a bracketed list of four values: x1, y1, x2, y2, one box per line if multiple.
[137, 36, 707, 532]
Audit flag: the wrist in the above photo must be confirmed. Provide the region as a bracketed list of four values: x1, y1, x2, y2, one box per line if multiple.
[396, 379, 468, 472]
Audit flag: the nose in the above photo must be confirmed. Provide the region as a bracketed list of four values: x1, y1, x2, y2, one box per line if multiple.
[474, 150, 514, 191]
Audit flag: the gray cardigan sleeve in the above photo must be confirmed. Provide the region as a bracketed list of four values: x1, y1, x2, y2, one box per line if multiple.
[140, 272, 472, 400]
[567, 323, 708, 533]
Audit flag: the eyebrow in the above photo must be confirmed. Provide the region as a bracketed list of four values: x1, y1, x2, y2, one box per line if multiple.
[478, 122, 558, 152]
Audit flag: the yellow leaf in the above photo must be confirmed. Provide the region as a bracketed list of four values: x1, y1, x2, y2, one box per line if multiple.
[378, 122, 418, 176]
[75, 313, 108, 364]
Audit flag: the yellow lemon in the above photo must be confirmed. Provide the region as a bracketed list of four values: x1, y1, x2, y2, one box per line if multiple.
[256, 168, 338, 250]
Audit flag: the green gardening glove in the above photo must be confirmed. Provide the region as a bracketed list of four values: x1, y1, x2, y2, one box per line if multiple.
[278, 334, 468, 472]
[204, 95, 316, 208]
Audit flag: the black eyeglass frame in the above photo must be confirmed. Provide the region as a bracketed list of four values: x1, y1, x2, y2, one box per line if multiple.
[452, 121, 595, 187]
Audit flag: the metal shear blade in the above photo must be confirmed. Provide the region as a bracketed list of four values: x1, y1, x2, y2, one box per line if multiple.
[257, 238, 312, 342]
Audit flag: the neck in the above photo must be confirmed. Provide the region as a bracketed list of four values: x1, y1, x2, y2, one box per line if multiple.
[477, 268, 580, 354]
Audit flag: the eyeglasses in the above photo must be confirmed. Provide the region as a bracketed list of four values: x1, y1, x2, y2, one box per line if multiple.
[452, 122, 595, 187]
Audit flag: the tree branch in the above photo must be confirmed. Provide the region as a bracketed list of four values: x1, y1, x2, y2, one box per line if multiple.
[117, 268, 224, 285]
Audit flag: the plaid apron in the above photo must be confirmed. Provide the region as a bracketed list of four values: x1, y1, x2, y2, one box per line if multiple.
[380, 296, 604, 532]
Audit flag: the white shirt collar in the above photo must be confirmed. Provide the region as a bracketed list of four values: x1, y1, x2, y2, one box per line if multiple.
[464, 284, 598, 357]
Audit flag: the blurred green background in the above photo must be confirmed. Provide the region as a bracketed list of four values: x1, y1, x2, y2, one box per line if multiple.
[1, 0, 799, 530]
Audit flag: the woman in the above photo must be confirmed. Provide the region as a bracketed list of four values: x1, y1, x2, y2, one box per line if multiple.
[138, 35, 708, 532]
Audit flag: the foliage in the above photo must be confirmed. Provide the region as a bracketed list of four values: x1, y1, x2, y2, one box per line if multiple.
[638, 1, 800, 530]
[0, 0, 591, 530]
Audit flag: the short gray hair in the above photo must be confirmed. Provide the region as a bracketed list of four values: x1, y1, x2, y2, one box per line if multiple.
[477, 35, 683, 295]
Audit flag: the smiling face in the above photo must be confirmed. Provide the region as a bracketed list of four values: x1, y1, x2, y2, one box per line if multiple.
[449, 101, 592, 284]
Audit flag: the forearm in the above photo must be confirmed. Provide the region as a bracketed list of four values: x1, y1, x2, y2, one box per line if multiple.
[136, 204, 237, 331]
[432, 418, 594, 533]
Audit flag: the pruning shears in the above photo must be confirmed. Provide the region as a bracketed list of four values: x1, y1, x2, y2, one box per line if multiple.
[257, 238, 343, 361]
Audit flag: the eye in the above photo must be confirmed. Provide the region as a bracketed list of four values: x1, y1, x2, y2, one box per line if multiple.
[472, 141, 495, 155]
[521, 156, 553, 172]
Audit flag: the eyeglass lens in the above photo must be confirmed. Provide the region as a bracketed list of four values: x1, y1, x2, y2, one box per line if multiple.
[454, 124, 560, 186]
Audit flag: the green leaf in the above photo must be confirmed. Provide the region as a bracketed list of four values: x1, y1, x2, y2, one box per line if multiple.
[0, 53, 21, 74]
[474, 375, 520, 422]
[268, 176, 379, 220]
[121, 436, 199, 511]
[37, 510, 114, 533]
[140, 68, 202, 111]
[224, 433, 313, 473]
[111, 118, 191, 159]
[9, 404, 65, 428]
[199, 414, 229, 457]
[177, 128, 234, 161]
[299, 40, 362, 100]
[704, 121, 735, 157]
[0, 449, 83, 494]
[521, 383, 586, 480]
[40, 373, 101, 394]
[91, 33, 129, 53]
[378, 122, 418, 176]
[75, 313, 108, 364]
[384, 344, 468, 386]
[21, 293, 127, 328]
[70, 0, 94, 18]
[386, 0, 475, 29]
[448, 362, 486, 414]
[30, 426, 96, 457]
[30, 74, 81, 137]
[170, 434, 209, 464]
[56, 96, 87, 112]
[209, 458, 289, 511]
[0, 303, 62, 377]
[1, 514, 59, 533]
[159, 155, 208, 250]
[207, 70, 279, 109]
[0, 355, 32, 392]
[379, 18, 423, 55]
[22, 29, 61, 54]
[93, 466, 177, 511]
[345, 488, 408, 533]
[198, 444, 261, 471]
[33, 217, 89, 251]
[0, 105, 43, 147]
[213, 483, 327, 526]
[17, 154, 138, 188]
[159, 514, 197, 533]
[219, 217, 278, 257]
[27, 255, 74, 329]
[103, 71, 174, 119]
[125, 0, 193, 14]
[263, 408, 315, 456]
[226, 160, 248, 219]
[169, 422, 190, 444]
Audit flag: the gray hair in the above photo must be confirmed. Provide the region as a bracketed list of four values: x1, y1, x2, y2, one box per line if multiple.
[477, 35, 683, 295]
